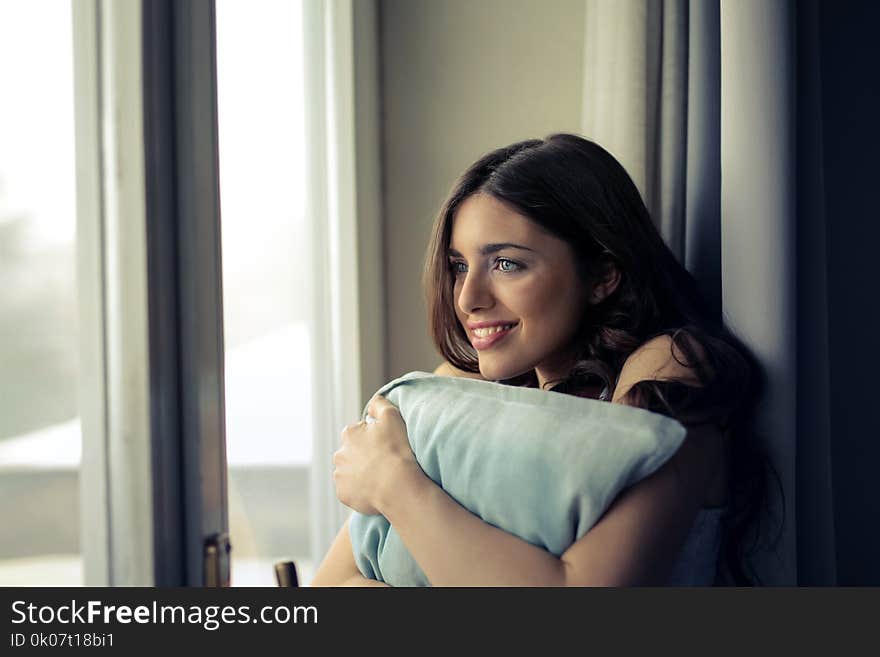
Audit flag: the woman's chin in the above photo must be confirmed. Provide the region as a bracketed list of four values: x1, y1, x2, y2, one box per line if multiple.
[478, 362, 533, 382]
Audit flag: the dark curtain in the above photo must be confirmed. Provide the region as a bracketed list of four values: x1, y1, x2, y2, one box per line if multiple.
[797, 0, 880, 585]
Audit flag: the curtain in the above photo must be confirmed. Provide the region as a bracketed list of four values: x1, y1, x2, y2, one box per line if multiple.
[580, 0, 863, 585]
[794, 0, 837, 586]
[582, 0, 689, 265]
[581, 0, 721, 317]
[799, 0, 880, 585]
[720, 0, 799, 586]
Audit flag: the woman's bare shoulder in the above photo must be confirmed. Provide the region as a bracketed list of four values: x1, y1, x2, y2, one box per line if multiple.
[612, 333, 706, 403]
[613, 332, 728, 507]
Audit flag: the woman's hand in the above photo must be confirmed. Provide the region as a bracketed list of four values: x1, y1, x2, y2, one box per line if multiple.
[332, 395, 424, 516]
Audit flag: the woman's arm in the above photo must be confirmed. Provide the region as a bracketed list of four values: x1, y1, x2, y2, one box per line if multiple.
[309, 517, 390, 587]
[375, 336, 719, 586]
[380, 442, 702, 586]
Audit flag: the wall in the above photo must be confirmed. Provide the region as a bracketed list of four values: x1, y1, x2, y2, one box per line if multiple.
[379, 0, 586, 377]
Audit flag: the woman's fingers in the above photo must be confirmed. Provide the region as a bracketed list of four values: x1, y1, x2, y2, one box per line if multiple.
[366, 394, 399, 420]
[339, 396, 399, 431]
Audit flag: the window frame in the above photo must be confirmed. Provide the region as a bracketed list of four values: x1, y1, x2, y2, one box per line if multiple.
[73, 0, 228, 586]
[72, 0, 383, 584]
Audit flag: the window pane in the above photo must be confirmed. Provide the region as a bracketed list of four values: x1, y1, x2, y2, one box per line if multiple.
[216, 0, 315, 587]
[0, 1, 81, 585]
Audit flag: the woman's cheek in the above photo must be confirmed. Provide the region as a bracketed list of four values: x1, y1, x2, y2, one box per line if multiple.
[509, 275, 553, 314]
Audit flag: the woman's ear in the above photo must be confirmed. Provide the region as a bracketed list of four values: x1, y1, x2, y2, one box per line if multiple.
[589, 258, 621, 304]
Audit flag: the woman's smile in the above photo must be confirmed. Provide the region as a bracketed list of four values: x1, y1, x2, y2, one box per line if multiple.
[468, 321, 519, 350]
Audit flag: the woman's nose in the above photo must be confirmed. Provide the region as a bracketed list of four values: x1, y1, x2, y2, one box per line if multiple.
[457, 271, 494, 314]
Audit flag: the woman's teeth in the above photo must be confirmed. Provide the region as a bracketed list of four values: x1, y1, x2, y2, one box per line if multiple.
[473, 324, 516, 338]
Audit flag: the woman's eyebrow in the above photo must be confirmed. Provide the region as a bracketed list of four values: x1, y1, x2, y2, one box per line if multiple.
[447, 243, 537, 257]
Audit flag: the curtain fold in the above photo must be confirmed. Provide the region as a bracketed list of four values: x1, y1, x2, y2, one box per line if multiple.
[720, 0, 798, 586]
[582, 0, 688, 261]
[793, 0, 837, 587]
[683, 0, 720, 318]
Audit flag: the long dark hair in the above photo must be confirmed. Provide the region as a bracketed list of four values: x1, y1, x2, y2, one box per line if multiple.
[423, 133, 783, 585]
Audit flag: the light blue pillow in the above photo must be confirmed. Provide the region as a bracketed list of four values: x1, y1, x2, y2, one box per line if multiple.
[348, 371, 687, 586]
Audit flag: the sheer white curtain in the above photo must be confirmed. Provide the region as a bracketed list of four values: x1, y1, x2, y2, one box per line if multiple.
[304, 0, 386, 570]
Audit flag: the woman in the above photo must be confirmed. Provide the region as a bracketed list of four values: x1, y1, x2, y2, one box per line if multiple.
[311, 133, 776, 586]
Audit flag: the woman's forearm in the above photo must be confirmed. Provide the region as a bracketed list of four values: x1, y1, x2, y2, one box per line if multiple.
[380, 467, 568, 587]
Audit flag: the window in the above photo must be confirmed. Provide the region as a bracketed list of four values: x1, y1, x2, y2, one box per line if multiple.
[0, 0, 81, 586]
[216, 0, 316, 586]
[0, 0, 374, 586]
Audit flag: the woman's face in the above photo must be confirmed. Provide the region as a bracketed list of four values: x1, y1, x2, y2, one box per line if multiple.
[449, 193, 591, 386]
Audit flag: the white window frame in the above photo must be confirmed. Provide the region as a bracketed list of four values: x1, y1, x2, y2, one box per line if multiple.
[74, 0, 156, 586]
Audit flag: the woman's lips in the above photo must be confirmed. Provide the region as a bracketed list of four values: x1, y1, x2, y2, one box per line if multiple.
[470, 324, 518, 351]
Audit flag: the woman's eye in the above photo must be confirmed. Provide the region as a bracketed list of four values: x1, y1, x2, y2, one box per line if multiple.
[449, 261, 467, 275]
[495, 258, 521, 273]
